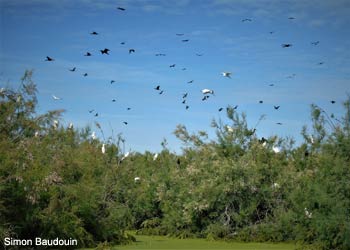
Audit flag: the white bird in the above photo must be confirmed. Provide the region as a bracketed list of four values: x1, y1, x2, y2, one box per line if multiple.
[34, 131, 40, 137]
[222, 72, 232, 78]
[52, 95, 61, 100]
[121, 151, 130, 161]
[134, 177, 141, 182]
[272, 182, 280, 189]
[304, 208, 312, 218]
[201, 89, 214, 95]
[272, 146, 281, 153]
[53, 120, 59, 129]
[226, 125, 234, 133]
[68, 122, 73, 129]
[153, 153, 158, 161]
[91, 131, 96, 140]
[101, 144, 106, 154]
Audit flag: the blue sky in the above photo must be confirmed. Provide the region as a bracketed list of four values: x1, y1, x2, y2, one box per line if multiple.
[1, 0, 350, 153]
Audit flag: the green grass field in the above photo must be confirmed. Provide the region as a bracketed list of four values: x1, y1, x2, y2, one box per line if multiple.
[102, 234, 296, 250]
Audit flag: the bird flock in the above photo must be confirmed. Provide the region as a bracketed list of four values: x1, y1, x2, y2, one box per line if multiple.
[44, 6, 338, 141]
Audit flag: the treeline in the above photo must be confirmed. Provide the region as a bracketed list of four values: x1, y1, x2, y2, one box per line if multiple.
[1, 71, 349, 250]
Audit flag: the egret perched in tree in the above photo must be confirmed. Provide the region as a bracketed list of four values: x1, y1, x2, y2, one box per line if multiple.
[201, 89, 214, 95]
[226, 125, 234, 133]
[222, 72, 232, 78]
[102, 144, 106, 154]
[272, 146, 281, 153]
[153, 153, 158, 161]
[53, 120, 59, 129]
[68, 123, 73, 129]
[91, 131, 96, 140]
[304, 208, 312, 218]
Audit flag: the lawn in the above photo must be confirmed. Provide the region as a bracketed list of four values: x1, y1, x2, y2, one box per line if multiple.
[98, 234, 297, 250]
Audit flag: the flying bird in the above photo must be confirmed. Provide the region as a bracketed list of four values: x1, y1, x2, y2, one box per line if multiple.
[259, 100, 263, 104]
[187, 80, 194, 83]
[242, 18, 252, 22]
[123, 121, 128, 125]
[222, 72, 232, 78]
[182, 100, 186, 104]
[159, 90, 164, 95]
[196, 53, 203, 56]
[83, 73, 88, 77]
[169, 64, 176, 68]
[120, 42, 125, 45]
[331, 100, 336, 104]
[176, 33, 184, 36]
[276, 122, 283, 125]
[233, 105, 238, 109]
[110, 80, 115, 84]
[117, 7, 125, 11]
[127, 107, 131, 110]
[45, 56, 54, 61]
[269, 83, 274, 86]
[112, 99, 116, 102]
[84, 52, 92, 56]
[269, 31, 275, 34]
[182, 39, 189, 42]
[201, 89, 214, 95]
[100, 48, 110, 55]
[318, 62, 324, 65]
[90, 31, 98, 35]
[186, 105, 189, 110]
[129, 49, 135, 54]
[311, 41, 320, 45]
[95, 113, 98, 117]
[155, 53, 166, 56]
[154, 85, 160, 90]
[69, 67, 76, 72]
[274, 105, 280, 110]
[202, 96, 209, 101]
[182, 93, 188, 98]
[281, 44, 292, 48]
[218, 108, 223, 112]
[288, 17, 295, 19]
[182, 68, 186, 71]
[52, 95, 61, 100]
[89, 109, 95, 113]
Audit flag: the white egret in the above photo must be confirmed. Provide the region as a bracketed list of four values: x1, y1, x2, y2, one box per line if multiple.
[52, 95, 61, 100]
[102, 144, 106, 154]
[201, 89, 214, 95]
[91, 131, 96, 140]
[272, 146, 281, 153]
[134, 177, 140, 182]
[153, 153, 158, 161]
[304, 208, 312, 218]
[222, 72, 232, 78]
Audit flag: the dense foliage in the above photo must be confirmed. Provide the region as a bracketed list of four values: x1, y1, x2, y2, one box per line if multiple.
[1, 72, 349, 250]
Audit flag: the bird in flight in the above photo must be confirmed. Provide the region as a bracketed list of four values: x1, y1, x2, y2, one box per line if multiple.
[45, 56, 54, 61]
[233, 105, 238, 110]
[155, 53, 166, 56]
[90, 31, 98, 35]
[84, 52, 92, 56]
[311, 41, 320, 45]
[159, 90, 164, 95]
[117, 7, 126, 11]
[100, 48, 110, 55]
[83, 73, 88, 77]
[129, 49, 135, 54]
[95, 113, 98, 117]
[123, 121, 128, 125]
[182, 39, 189, 42]
[182, 68, 186, 71]
[182, 99, 186, 104]
[89, 109, 94, 113]
[186, 105, 189, 110]
[169, 64, 176, 68]
[154, 85, 160, 90]
[274, 105, 280, 110]
[202, 89, 214, 95]
[318, 62, 324, 65]
[281, 44, 292, 48]
[176, 33, 184, 36]
[259, 100, 263, 104]
[218, 108, 223, 112]
[331, 100, 336, 104]
[110, 80, 115, 84]
[127, 107, 131, 110]
[183, 93, 188, 98]
[187, 80, 194, 83]
[69, 67, 76, 72]
[269, 83, 274, 86]
[288, 17, 295, 19]
[222, 72, 232, 78]
[112, 99, 116, 102]
[276, 122, 283, 125]
[120, 42, 125, 45]
[202, 96, 209, 101]
[242, 18, 252, 22]
[196, 53, 203, 56]
[52, 95, 61, 100]
[269, 31, 275, 34]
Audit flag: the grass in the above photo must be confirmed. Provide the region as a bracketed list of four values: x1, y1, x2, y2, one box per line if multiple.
[89, 234, 297, 250]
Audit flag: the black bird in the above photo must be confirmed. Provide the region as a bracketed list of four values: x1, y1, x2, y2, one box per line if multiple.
[155, 53, 166, 56]
[269, 83, 274, 86]
[288, 17, 295, 19]
[282, 44, 292, 48]
[182, 100, 186, 104]
[202, 96, 209, 101]
[45, 56, 54, 61]
[90, 31, 98, 35]
[187, 80, 194, 83]
[183, 93, 188, 98]
[218, 108, 223, 112]
[154, 85, 160, 90]
[276, 122, 283, 125]
[311, 41, 320, 45]
[84, 52, 92, 56]
[89, 109, 94, 113]
[117, 7, 125, 11]
[233, 105, 238, 110]
[177, 158, 181, 165]
[331, 100, 336, 104]
[182, 39, 189, 42]
[95, 113, 98, 117]
[169, 64, 176, 68]
[186, 105, 189, 110]
[100, 48, 110, 55]
[242, 18, 252, 22]
[259, 137, 268, 144]
[259, 100, 263, 104]
[274, 105, 280, 110]
[318, 62, 324, 65]
[129, 49, 135, 54]
[127, 107, 131, 110]
[269, 31, 275, 34]
[196, 53, 203, 56]
[176, 33, 184, 36]
[111, 80, 115, 84]
[120, 42, 125, 45]
[112, 99, 116, 102]
[287, 73, 296, 79]
[123, 121, 128, 125]
[182, 68, 186, 71]
[83, 73, 88, 77]
[69, 67, 76, 72]
[159, 90, 164, 95]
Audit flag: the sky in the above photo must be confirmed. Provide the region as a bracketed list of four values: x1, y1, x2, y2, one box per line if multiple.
[1, 0, 350, 153]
